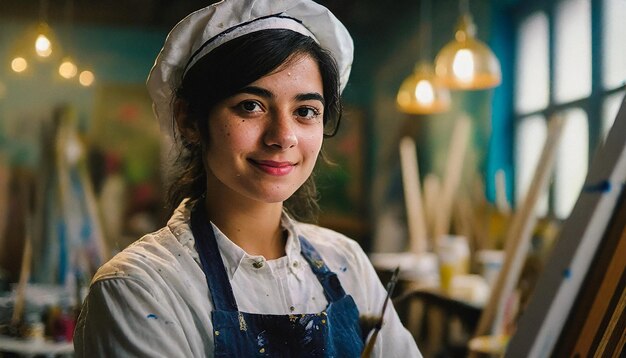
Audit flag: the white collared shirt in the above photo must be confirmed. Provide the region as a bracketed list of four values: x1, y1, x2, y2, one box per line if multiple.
[74, 201, 422, 357]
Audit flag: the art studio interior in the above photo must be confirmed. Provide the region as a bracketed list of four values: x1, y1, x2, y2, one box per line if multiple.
[0, 0, 625, 356]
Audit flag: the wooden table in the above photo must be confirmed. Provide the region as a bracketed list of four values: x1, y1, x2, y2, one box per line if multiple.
[0, 335, 73, 357]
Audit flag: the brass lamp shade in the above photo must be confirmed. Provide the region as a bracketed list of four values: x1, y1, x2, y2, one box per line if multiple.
[435, 14, 501, 90]
[397, 62, 451, 115]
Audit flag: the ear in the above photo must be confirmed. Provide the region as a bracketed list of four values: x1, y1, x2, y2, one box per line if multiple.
[174, 99, 201, 144]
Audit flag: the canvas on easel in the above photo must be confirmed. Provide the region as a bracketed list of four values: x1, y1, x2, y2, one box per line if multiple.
[551, 187, 626, 356]
[505, 94, 626, 357]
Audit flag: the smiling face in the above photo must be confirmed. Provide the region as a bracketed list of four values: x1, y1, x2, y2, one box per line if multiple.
[204, 53, 325, 206]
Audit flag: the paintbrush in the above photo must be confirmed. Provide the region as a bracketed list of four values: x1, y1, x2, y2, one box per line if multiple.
[361, 266, 401, 358]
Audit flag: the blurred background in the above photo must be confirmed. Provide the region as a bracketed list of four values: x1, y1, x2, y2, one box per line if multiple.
[0, 0, 625, 356]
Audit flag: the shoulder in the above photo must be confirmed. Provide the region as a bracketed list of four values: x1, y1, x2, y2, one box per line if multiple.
[91, 226, 195, 290]
[293, 221, 372, 278]
[294, 221, 385, 313]
[296, 222, 366, 260]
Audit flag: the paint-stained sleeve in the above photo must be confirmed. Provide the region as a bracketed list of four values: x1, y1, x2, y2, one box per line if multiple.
[73, 277, 195, 358]
[347, 240, 423, 358]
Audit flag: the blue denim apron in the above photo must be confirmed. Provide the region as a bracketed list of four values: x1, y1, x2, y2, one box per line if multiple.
[190, 202, 364, 357]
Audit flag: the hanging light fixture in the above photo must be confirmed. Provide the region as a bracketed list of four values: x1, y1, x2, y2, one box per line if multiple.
[434, 0, 501, 90]
[57, 0, 96, 86]
[58, 0, 78, 81]
[397, 0, 450, 115]
[11, 57, 29, 73]
[9, 0, 96, 86]
[34, 0, 57, 59]
[78, 70, 95, 87]
[8, 25, 55, 73]
[34, 23, 54, 58]
[59, 57, 78, 79]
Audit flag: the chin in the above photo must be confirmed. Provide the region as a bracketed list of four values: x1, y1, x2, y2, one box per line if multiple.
[253, 187, 300, 204]
[260, 193, 296, 204]
[238, 179, 306, 204]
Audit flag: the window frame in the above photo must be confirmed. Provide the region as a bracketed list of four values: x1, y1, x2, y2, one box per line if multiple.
[510, 0, 626, 218]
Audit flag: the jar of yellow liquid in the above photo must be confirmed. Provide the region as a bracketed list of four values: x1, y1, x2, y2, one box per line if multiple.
[436, 235, 470, 294]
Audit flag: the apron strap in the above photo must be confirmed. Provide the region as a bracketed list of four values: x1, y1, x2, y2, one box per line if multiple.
[298, 236, 347, 303]
[190, 201, 239, 312]
[191, 199, 346, 310]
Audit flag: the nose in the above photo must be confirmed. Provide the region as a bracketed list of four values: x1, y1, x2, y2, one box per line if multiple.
[263, 110, 298, 149]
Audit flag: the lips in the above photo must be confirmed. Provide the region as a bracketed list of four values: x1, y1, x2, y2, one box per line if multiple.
[249, 159, 296, 176]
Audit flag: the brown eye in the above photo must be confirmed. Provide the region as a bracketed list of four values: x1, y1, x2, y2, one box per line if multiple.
[295, 107, 320, 120]
[240, 101, 262, 112]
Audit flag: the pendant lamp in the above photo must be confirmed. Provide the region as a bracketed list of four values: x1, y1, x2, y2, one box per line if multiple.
[34, 22, 54, 58]
[434, 0, 501, 90]
[34, 0, 56, 59]
[58, 0, 79, 81]
[9, 0, 56, 74]
[397, 0, 451, 115]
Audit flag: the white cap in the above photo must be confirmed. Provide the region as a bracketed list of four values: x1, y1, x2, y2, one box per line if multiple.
[146, 0, 354, 137]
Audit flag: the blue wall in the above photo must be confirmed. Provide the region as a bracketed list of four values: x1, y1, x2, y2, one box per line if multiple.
[0, 20, 166, 166]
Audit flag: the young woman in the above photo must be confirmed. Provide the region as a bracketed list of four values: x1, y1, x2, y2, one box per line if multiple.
[74, 0, 421, 356]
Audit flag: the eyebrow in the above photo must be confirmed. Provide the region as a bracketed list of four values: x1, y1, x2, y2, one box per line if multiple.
[296, 93, 325, 106]
[238, 86, 325, 106]
[238, 86, 273, 98]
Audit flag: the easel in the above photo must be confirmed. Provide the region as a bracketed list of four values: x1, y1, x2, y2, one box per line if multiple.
[473, 115, 565, 343]
[553, 185, 626, 356]
[505, 94, 626, 357]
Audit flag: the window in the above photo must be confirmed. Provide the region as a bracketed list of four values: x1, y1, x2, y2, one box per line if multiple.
[554, 0, 591, 103]
[603, 0, 626, 89]
[515, 12, 550, 216]
[515, 12, 549, 114]
[513, 0, 626, 220]
[554, 109, 588, 218]
[603, 90, 626, 139]
[515, 115, 549, 216]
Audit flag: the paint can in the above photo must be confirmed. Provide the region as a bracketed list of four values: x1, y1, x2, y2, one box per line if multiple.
[436, 235, 470, 294]
[476, 249, 505, 288]
[22, 312, 45, 342]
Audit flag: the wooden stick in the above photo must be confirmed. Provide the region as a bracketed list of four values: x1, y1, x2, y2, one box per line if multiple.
[571, 225, 626, 356]
[423, 173, 440, 245]
[80, 161, 109, 263]
[10, 235, 32, 326]
[470, 176, 489, 252]
[432, 115, 472, 242]
[506, 94, 626, 357]
[473, 115, 565, 340]
[11, 181, 33, 327]
[495, 169, 511, 214]
[399, 137, 428, 254]
[0, 154, 10, 259]
[361, 267, 400, 357]
[452, 192, 472, 240]
[361, 328, 380, 358]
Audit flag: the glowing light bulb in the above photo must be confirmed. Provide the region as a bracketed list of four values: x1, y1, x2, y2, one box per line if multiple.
[11, 57, 28, 73]
[79, 70, 95, 86]
[452, 49, 475, 83]
[415, 80, 435, 105]
[35, 34, 52, 57]
[59, 59, 78, 79]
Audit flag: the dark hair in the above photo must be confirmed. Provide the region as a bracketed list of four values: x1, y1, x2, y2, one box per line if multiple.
[167, 29, 343, 221]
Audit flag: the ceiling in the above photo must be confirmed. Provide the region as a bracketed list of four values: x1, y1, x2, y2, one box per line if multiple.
[0, 1, 220, 30]
[0, 0, 365, 31]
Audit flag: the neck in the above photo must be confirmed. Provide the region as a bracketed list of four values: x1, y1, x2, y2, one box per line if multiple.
[203, 190, 286, 260]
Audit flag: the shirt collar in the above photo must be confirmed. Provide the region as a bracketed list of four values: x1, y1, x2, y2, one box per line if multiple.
[167, 199, 200, 263]
[281, 212, 303, 260]
[167, 200, 305, 280]
[215, 212, 305, 280]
